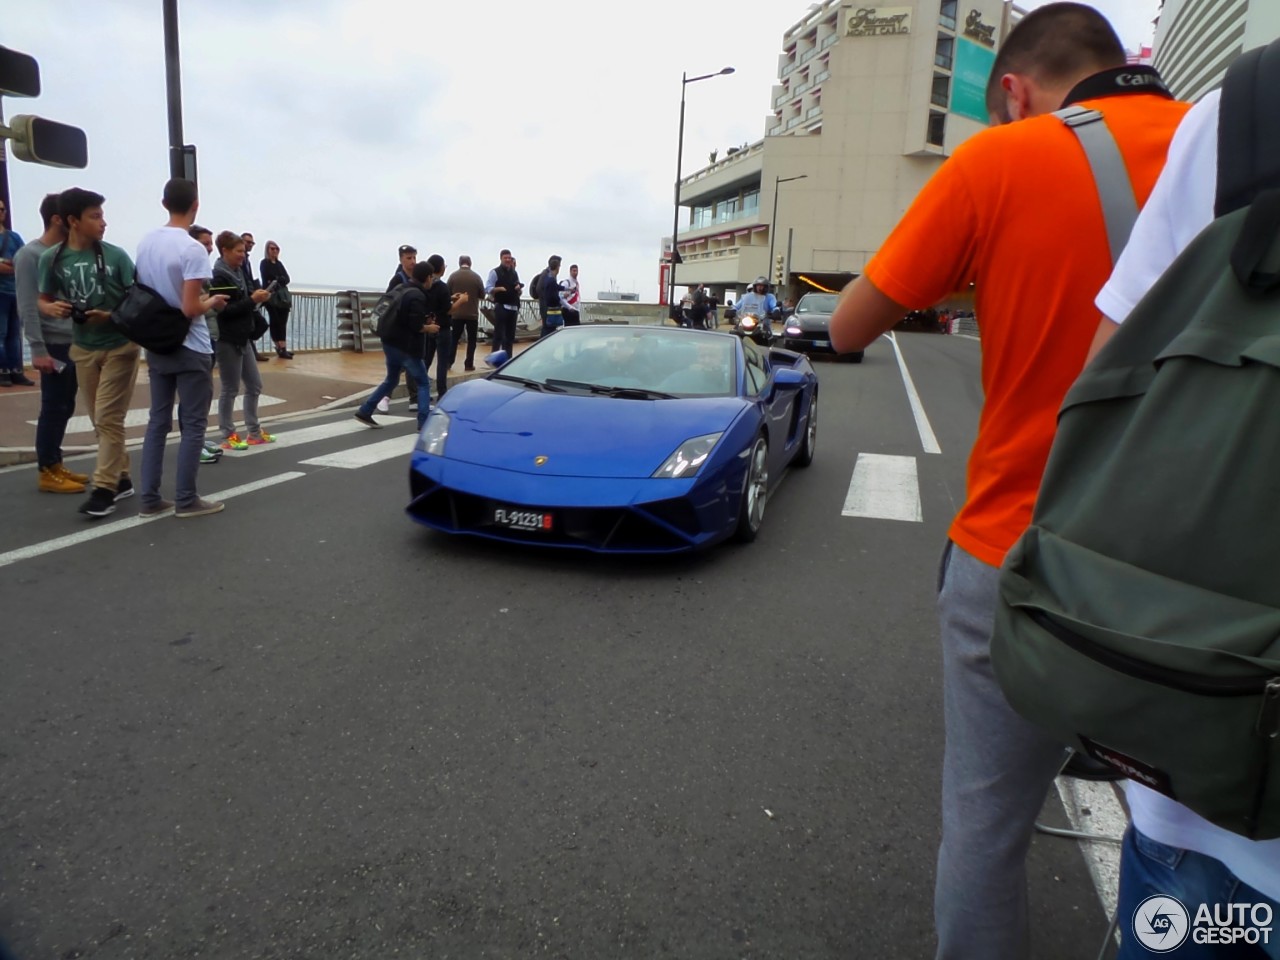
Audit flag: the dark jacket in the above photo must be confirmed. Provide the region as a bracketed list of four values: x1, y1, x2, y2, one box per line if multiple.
[491, 264, 521, 308]
[383, 282, 429, 357]
[260, 258, 290, 289]
[539, 269, 562, 317]
[386, 266, 411, 294]
[213, 260, 260, 345]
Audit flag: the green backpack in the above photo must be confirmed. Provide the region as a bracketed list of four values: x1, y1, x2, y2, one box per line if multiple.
[992, 43, 1280, 840]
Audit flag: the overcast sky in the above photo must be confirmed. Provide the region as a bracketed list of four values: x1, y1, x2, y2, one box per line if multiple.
[4, 0, 1160, 299]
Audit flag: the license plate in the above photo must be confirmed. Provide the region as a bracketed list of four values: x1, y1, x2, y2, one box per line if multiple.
[811, 339, 829, 348]
[490, 505, 554, 532]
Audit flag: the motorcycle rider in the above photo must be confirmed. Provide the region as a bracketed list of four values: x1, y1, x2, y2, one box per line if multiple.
[736, 276, 780, 339]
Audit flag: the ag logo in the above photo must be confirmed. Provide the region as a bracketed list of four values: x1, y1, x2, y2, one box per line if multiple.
[1133, 895, 1190, 952]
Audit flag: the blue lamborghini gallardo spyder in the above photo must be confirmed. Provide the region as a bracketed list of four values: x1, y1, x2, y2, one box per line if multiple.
[407, 325, 819, 553]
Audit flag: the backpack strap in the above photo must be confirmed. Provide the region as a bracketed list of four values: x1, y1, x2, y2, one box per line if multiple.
[1054, 106, 1140, 267]
[1216, 39, 1280, 218]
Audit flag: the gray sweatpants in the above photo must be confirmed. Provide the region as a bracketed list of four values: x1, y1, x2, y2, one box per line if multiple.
[934, 541, 1067, 960]
[216, 340, 263, 439]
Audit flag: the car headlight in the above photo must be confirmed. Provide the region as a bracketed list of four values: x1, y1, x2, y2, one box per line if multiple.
[415, 409, 451, 455]
[785, 325, 802, 336]
[740, 315, 758, 329]
[653, 433, 722, 479]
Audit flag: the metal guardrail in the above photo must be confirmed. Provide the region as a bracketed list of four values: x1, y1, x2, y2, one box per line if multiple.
[952, 315, 979, 337]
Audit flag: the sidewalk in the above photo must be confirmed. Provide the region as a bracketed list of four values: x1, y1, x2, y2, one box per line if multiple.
[0, 342, 530, 466]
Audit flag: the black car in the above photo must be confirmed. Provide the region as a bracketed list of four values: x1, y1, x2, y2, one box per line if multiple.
[782, 293, 864, 363]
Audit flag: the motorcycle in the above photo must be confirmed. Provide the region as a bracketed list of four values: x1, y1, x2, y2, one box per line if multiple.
[729, 307, 780, 346]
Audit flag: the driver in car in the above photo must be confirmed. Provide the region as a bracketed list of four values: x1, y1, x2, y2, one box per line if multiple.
[736, 277, 779, 337]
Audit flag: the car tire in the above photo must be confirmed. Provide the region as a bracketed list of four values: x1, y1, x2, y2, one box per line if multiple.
[838, 351, 864, 364]
[795, 392, 817, 468]
[734, 435, 769, 543]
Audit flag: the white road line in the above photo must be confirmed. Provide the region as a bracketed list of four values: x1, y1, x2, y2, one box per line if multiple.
[885, 332, 942, 455]
[841, 453, 922, 522]
[299, 435, 416, 469]
[46, 395, 286, 433]
[1055, 777, 1126, 926]
[0, 472, 306, 569]
[230, 414, 412, 454]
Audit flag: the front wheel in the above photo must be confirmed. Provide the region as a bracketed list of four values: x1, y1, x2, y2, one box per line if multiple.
[734, 436, 769, 542]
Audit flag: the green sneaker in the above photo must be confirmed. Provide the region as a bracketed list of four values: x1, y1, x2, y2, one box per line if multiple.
[200, 447, 221, 465]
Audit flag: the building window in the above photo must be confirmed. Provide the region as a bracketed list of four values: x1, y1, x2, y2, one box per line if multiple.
[939, 0, 957, 30]
[927, 110, 947, 147]
[931, 73, 951, 108]
[742, 189, 760, 217]
[934, 34, 954, 70]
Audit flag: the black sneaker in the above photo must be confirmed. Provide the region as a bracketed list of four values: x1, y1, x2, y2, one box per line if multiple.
[114, 476, 135, 501]
[79, 486, 117, 519]
[353, 411, 382, 429]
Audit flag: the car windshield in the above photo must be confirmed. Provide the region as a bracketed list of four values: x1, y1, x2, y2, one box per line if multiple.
[494, 327, 737, 398]
[796, 294, 838, 314]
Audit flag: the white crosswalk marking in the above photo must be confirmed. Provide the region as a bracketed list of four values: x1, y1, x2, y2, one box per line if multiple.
[0, 472, 306, 569]
[42, 395, 286, 433]
[299, 435, 416, 469]
[232, 414, 411, 454]
[842, 453, 922, 522]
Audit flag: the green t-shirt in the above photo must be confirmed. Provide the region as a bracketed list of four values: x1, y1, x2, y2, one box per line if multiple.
[37, 240, 135, 350]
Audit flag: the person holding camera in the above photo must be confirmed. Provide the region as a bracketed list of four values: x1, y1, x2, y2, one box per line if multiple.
[37, 188, 140, 519]
[211, 231, 274, 450]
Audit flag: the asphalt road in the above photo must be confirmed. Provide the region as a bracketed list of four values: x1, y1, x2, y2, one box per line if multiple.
[0, 332, 1111, 959]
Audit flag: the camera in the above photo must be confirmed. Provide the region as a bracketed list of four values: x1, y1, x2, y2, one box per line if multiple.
[70, 300, 90, 324]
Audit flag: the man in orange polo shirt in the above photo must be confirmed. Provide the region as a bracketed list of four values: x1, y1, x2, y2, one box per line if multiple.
[829, 5, 1190, 958]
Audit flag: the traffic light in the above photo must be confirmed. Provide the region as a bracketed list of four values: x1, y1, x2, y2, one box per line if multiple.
[774, 253, 785, 285]
[9, 115, 88, 168]
[0, 46, 40, 98]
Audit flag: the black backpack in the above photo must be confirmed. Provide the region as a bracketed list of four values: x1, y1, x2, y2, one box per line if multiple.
[530, 270, 545, 299]
[371, 285, 413, 339]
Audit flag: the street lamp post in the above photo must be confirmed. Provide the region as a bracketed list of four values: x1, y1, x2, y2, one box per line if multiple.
[668, 66, 734, 314]
[768, 174, 807, 288]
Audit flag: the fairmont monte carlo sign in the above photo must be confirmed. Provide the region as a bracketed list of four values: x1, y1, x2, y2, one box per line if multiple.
[845, 6, 913, 37]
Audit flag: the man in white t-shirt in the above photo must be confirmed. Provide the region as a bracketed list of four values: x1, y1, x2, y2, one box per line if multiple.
[135, 178, 228, 519]
[1092, 88, 1280, 958]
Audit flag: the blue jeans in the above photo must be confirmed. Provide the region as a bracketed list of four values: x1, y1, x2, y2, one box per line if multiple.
[141, 347, 214, 510]
[35, 343, 78, 469]
[424, 327, 452, 398]
[1117, 826, 1279, 959]
[360, 344, 429, 427]
[0, 292, 20, 371]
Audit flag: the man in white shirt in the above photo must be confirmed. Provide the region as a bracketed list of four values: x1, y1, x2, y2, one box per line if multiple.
[559, 263, 581, 326]
[135, 178, 228, 519]
[1092, 88, 1280, 958]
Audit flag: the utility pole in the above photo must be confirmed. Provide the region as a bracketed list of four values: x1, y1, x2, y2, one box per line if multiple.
[163, 0, 187, 180]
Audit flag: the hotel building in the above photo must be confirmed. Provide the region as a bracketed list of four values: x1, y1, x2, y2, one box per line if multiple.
[661, 0, 1024, 304]
[1152, 0, 1280, 101]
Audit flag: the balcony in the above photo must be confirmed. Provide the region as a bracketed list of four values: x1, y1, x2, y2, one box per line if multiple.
[806, 105, 823, 120]
[813, 68, 830, 85]
[679, 140, 765, 204]
[787, 115, 804, 130]
[769, 123, 784, 136]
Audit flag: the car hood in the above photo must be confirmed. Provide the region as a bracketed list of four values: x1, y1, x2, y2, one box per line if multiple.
[442, 379, 750, 478]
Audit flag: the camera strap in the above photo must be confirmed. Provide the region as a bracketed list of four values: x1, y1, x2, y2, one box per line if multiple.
[92, 241, 108, 293]
[46, 241, 110, 301]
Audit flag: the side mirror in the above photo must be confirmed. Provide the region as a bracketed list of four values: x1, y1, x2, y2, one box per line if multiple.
[773, 367, 807, 390]
[484, 350, 510, 368]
